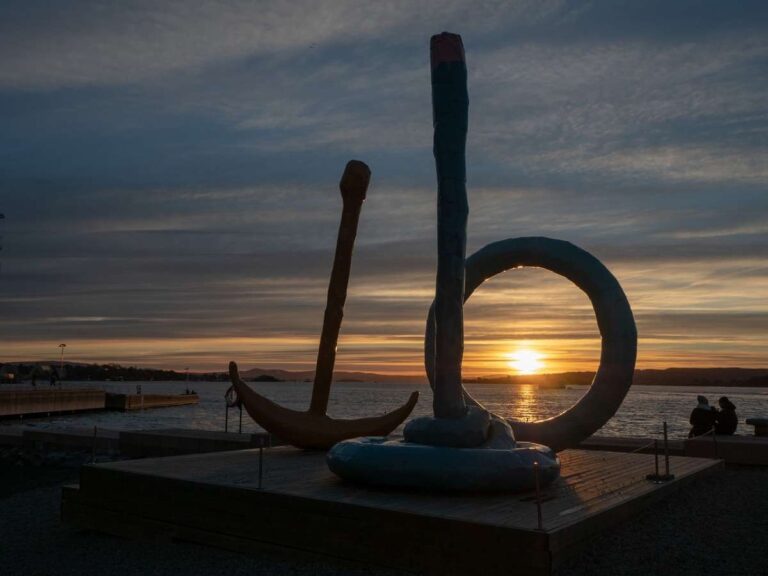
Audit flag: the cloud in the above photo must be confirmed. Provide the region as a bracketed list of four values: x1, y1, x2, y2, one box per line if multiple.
[0, 0, 565, 89]
[1, 1, 767, 370]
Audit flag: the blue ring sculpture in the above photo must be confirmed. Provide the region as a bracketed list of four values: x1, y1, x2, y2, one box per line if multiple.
[425, 236, 637, 452]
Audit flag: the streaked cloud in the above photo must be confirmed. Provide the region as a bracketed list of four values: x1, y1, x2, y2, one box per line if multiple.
[1, 1, 766, 373]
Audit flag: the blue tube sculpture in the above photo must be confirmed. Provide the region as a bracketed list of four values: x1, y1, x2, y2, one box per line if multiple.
[430, 32, 469, 421]
[327, 32, 636, 491]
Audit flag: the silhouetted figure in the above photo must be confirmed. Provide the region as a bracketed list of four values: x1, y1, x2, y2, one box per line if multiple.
[715, 396, 738, 435]
[689, 395, 716, 438]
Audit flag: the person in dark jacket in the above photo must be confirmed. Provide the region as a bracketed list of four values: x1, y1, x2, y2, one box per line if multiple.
[715, 396, 738, 435]
[689, 395, 716, 438]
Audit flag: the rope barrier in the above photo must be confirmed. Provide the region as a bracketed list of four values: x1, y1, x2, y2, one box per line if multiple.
[645, 421, 675, 482]
[628, 438, 658, 454]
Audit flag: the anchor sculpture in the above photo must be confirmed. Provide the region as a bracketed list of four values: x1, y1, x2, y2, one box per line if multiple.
[326, 33, 637, 491]
[228, 160, 418, 450]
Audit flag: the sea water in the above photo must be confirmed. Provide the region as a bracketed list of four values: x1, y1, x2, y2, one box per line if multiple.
[4, 380, 768, 440]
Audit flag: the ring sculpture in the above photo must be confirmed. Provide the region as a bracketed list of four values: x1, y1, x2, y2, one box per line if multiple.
[327, 32, 637, 492]
[424, 237, 637, 453]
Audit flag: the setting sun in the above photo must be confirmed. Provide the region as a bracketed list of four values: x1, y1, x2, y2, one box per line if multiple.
[506, 349, 544, 375]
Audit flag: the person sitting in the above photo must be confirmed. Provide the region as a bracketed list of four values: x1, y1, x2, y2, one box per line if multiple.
[689, 395, 716, 438]
[715, 396, 738, 435]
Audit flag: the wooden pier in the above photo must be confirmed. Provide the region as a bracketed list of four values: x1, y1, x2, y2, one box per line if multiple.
[105, 392, 198, 411]
[62, 447, 721, 575]
[0, 388, 105, 418]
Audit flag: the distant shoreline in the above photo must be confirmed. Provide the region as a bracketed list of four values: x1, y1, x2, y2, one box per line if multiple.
[3, 362, 768, 389]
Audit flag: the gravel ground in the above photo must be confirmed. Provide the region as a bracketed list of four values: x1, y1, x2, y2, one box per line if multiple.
[2, 449, 767, 576]
[0, 450, 406, 576]
[555, 465, 768, 576]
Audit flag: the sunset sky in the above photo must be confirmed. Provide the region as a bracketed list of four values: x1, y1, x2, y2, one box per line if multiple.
[1, 1, 766, 375]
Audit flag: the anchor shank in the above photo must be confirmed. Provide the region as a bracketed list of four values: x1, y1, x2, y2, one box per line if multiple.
[431, 32, 468, 419]
[309, 160, 371, 416]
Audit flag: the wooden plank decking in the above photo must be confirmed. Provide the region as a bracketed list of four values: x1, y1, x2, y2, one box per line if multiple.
[62, 447, 722, 576]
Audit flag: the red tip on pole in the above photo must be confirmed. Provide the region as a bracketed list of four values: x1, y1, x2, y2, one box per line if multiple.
[430, 32, 465, 68]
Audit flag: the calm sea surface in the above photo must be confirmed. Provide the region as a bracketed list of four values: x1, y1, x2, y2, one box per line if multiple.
[4, 380, 768, 440]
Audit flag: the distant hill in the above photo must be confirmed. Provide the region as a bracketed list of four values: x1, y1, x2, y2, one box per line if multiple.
[251, 374, 282, 382]
[0, 361, 226, 382]
[238, 366, 422, 383]
[239, 366, 768, 387]
[469, 368, 768, 388]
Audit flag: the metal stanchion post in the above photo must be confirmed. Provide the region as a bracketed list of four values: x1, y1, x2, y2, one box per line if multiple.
[663, 421, 673, 479]
[534, 458, 543, 531]
[225, 404, 229, 433]
[647, 427, 674, 482]
[258, 440, 264, 489]
[239, 405, 243, 434]
[91, 426, 97, 464]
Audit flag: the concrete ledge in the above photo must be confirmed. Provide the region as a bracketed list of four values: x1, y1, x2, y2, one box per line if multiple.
[22, 427, 120, 453]
[578, 435, 685, 456]
[745, 418, 768, 437]
[684, 435, 768, 465]
[118, 428, 274, 458]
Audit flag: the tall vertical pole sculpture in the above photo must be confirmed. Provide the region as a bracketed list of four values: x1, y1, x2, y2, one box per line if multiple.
[431, 32, 469, 420]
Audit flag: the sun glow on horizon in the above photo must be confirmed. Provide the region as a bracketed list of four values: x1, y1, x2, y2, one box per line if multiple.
[506, 349, 544, 375]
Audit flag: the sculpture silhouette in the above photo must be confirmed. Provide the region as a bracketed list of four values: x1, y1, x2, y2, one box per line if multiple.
[229, 161, 418, 450]
[327, 32, 635, 491]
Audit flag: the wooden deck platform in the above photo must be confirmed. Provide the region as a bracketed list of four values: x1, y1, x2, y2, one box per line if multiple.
[62, 447, 721, 575]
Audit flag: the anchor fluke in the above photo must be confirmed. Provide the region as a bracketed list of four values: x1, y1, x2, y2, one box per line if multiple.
[230, 362, 418, 450]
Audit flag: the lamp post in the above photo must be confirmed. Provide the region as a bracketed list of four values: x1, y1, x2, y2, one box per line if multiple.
[58, 343, 66, 386]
